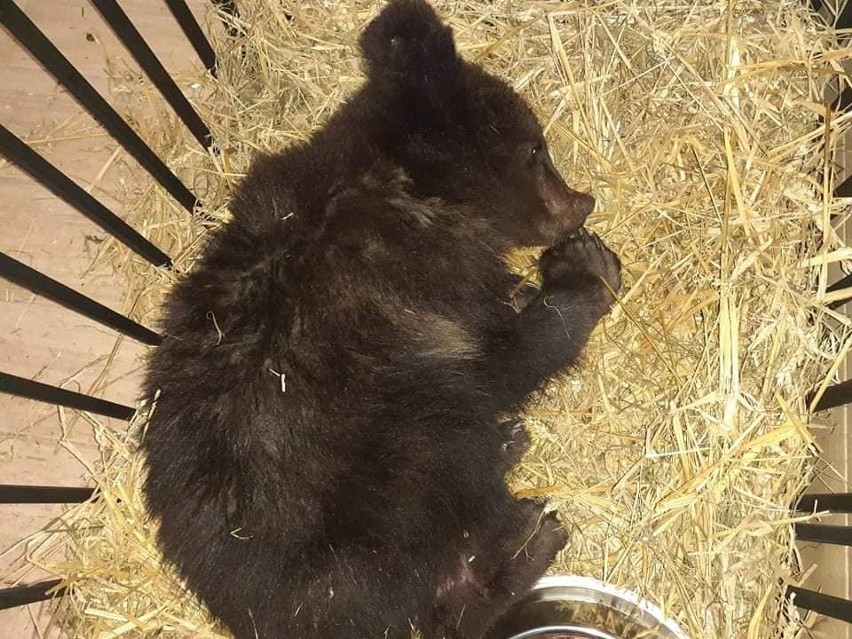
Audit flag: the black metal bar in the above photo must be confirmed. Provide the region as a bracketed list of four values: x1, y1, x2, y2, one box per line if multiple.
[0, 579, 65, 611]
[0, 126, 171, 268]
[808, 379, 852, 412]
[797, 492, 852, 513]
[0, 253, 161, 346]
[0, 0, 198, 212]
[788, 586, 852, 623]
[89, 0, 213, 150]
[795, 522, 852, 546]
[164, 0, 217, 76]
[832, 85, 852, 112]
[837, 0, 852, 30]
[827, 271, 852, 295]
[836, 171, 852, 198]
[0, 485, 94, 504]
[0, 372, 136, 420]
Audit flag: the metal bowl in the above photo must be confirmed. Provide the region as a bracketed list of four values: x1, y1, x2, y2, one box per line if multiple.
[485, 576, 691, 639]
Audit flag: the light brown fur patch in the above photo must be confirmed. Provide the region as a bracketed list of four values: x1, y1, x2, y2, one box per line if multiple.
[406, 312, 481, 360]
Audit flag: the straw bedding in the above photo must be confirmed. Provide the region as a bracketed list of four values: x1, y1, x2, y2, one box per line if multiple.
[7, 1, 852, 637]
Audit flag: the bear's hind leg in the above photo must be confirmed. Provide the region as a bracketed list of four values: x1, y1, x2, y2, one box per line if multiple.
[421, 498, 567, 639]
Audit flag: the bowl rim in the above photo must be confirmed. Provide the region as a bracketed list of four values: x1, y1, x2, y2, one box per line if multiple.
[522, 575, 691, 639]
[486, 574, 692, 639]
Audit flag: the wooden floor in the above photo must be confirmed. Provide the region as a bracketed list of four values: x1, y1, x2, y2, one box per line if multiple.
[0, 1, 208, 636]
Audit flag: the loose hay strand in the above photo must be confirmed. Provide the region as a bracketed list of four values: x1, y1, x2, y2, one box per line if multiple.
[9, 1, 852, 638]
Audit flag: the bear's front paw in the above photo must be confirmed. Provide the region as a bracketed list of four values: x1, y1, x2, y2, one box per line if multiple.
[539, 228, 622, 296]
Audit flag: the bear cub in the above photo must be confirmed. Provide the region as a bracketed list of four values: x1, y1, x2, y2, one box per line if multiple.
[141, 1, 622, 638]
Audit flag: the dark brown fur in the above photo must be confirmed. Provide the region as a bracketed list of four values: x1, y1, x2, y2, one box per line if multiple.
[141, 2, 622, 638]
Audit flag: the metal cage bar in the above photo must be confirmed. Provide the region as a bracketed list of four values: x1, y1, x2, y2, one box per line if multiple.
[837, 172, 852, 198]
[0, 0, 199, 212]
[89, 0, 213, 150]
[0, 485, 95, 504]
[788, 586, 852, 623]
[0, 372, 135, 420]
[0, 579, 64, 611]
[0, 252, 162, 346]
[0, 125, 172, 268]
[164, 0, 217, 76]
[797, 492, 852, 513]
[795, 522, 852, 546]
[833, 85, 852, 112]
[837, 0, 852, 30]
[808, 379, 852, 412]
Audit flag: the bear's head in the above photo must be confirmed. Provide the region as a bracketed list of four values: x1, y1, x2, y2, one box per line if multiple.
[359, 0, 594, 248]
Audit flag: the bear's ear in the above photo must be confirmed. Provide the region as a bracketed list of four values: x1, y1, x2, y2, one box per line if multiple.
[359, 0, 460, 104]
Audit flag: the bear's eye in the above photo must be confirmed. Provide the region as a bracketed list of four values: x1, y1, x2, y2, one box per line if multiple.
[529, 143, 546, 163]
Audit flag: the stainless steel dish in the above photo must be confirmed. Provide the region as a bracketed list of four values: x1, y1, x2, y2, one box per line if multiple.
[485, 576, 690, 639]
